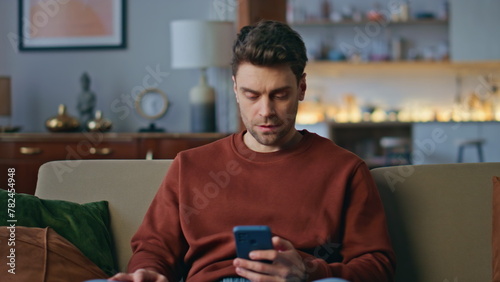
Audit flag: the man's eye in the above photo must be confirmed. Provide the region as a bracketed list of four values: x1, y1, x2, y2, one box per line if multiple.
[274, 93, 288, 99]
[245, 93, 258, 100]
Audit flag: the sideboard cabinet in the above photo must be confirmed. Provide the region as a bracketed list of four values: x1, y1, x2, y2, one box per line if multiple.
[0, 132, 227, 195]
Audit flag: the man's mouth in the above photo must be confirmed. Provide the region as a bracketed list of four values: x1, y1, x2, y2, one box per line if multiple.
[257, 124, 280, 132]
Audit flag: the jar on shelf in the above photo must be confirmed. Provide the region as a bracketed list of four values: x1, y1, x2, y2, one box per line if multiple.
[45, 104, 80, 132]
[86, 110, 112, 132]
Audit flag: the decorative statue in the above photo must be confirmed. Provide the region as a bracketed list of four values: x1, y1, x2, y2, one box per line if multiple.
[76, 72, 96, 129]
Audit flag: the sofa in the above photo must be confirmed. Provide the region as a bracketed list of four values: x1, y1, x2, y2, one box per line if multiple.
[34, 160, 173, 276]
[371, 162, 500, 282]
[7, 160, 500, 281]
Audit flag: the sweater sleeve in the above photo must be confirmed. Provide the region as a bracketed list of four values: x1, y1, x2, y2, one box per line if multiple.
[127, 158, 188, 282]
[304, 162, 396, 282]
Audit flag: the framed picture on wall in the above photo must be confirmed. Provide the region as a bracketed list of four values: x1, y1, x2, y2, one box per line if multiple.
[18, 0, 126, 51]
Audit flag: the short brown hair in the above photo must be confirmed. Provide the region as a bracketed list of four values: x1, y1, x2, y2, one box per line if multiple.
[231, 20, 308, 83]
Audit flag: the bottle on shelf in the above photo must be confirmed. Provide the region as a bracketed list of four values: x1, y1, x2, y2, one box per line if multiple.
[493, 85, 500, 121]
[352, 5, 363, 22]
[391, 37, 403, 61]
[390, 0, 409, 22]
[438, 0, 449, 21]
[321, 0, 331, 21]
[400, 1, 410, 22]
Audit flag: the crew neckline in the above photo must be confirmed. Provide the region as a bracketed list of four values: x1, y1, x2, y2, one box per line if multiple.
[231, 129, 315, 163]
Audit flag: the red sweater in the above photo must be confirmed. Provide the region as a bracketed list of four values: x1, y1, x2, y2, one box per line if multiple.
[128, 130, 396, 281]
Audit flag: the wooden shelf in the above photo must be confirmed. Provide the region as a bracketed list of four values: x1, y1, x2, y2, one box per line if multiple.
[305, 60, 500, 76]
[329, 121, 412, 128]
[290, 19, 448, 27]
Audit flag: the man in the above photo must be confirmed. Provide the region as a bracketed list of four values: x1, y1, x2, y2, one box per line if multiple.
[111, 20, 395, 282]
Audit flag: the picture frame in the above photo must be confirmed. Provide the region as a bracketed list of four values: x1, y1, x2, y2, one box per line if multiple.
[18, 0, 126, 51]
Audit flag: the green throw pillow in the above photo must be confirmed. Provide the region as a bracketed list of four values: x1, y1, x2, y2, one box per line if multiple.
[0, 190, 116, 276]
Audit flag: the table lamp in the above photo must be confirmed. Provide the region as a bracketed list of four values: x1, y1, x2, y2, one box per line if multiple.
[170, 20, 234, 132]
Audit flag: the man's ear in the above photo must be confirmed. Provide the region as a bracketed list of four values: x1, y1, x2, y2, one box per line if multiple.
[298, 73, 307, 101]
[232, 76, 239, 103]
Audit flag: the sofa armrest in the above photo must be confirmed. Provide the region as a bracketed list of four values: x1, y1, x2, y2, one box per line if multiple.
[371, 162, 500, 282]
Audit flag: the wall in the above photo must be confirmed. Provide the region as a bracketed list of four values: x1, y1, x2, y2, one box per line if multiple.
[0, 0, 238, 133]
[1, 0, 498, 134]
[451, 0, 500, 61]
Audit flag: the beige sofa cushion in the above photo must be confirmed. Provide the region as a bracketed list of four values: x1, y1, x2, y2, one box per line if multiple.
[35, 160, 172, 273]
[371, 162, 500, 282]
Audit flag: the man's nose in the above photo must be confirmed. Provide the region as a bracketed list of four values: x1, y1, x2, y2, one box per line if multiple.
[258, 97, 275, 117]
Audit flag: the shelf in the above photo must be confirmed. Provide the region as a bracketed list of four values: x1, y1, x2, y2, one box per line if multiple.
[290, 19, 448, 27]
[305, 60, 500, 76]
[328, 121, 412, 128]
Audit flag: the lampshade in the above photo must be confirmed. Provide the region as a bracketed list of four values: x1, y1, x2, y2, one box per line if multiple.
[0, 77, 11, 116]
[170, 20, 234, 69]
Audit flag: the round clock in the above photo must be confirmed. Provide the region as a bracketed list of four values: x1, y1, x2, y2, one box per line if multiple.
[135, 88, 169, 132]
[135, 88, 169, 120]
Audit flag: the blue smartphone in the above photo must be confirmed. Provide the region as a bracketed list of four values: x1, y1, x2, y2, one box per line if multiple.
[233, 225, 273, 260]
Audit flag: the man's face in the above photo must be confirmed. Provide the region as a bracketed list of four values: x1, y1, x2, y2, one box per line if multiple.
[233, 63, 306, 151]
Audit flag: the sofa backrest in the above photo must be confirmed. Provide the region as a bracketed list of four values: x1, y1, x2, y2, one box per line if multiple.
[35, 160, 172, 273]
[371, 162, 500, 282]
[36, 160, 500, 281]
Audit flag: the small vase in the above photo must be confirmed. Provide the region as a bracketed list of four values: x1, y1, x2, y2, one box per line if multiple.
[45, 104, 80, 132]
[86, 110, 112, 132]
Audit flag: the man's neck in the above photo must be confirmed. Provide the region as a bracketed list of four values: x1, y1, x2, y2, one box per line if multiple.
[244, 130, 303, 153]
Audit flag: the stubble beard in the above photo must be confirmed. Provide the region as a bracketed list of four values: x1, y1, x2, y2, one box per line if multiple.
[248, 123, 286, 146]
[245, 113, 297, 147]
[241, 100, 300, 147]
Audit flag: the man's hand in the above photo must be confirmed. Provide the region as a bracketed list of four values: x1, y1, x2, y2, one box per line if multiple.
[109, 268, 168, 282]
[233, 236, 307, 281]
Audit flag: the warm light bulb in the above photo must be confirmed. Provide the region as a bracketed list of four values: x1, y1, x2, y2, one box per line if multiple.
[371, 108, 387, 122]
[336, 109, 349, 123]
